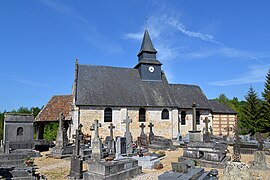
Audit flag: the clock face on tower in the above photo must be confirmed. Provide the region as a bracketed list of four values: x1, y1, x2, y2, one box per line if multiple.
[148, 66, 155, 73]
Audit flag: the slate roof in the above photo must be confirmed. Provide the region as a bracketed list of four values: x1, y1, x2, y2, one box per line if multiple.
[169, 84, 210, 109]
[75, 65, 211, 109]
[138, 29, 157, 55]
[35, 95, 73, 122]
[209, 100, 237, 114]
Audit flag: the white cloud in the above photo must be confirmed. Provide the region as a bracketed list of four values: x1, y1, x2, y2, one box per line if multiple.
[162, 16, 222, 45]
[208, 65, 270, 86]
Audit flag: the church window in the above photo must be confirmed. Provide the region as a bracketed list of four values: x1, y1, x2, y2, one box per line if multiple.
[161, 109, 169, 119]
[139, 108, 146, 122]
[181, 111, 186, 125]
[104, 108, 112, 122]
[17, 127, 23, 136]
[196, 111, 200, 125]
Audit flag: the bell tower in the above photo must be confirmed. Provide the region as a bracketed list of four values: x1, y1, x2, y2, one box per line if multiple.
[134, 29, 162, 81]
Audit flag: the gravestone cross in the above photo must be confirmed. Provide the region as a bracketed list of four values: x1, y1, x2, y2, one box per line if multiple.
[90, 119, 102, 160]
[55, 112, 68, 147]
[108, 123, 115, 154]
[148, 122, 155, 143]
[232, 118, 241, 162]
[139, 123, 148, 147]
[140, 123, 146, 135]
[203, 117, 211, 142]
[123, 115, 133, 155]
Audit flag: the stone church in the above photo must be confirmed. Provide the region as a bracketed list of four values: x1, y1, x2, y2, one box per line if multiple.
[35, 30, 237, 140]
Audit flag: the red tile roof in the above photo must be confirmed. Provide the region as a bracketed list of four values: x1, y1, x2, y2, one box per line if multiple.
[35, 95, 73, 122]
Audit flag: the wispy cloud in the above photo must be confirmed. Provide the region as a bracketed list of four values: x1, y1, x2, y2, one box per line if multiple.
[162, 16, 222, 45]
[208, 65, 270, 86]
[41, 0, 124, 54]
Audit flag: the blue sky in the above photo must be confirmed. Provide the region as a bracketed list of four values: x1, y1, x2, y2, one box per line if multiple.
[1, 0, 270, 112]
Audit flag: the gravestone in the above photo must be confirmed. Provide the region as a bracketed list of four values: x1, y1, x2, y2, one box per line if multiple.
[123, 115, 133, 155]
[139, 123, 148, 147]
[249, 151, 269, 169]
[69, 124, 83, 179]
[90, 119, 102, 160]
[203, 117, 211, 142]
[148, 122, 155, 144]
[188, 103, 202, 142]
[159, 159, 216, 180]
[115, 137, 127, 159]
[50, 113, 73, 158]
[108, 123, 115, 154]
[223, 162, 251, 180]
[3, 113, 35, 151]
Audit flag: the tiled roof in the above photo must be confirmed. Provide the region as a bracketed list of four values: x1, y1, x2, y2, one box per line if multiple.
[35, 95, 73, 122]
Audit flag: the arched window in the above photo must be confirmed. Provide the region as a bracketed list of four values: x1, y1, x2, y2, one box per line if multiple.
[139, 108, 146, 122]
[104, 108, 112, 122]
[196, 111, 200, 125]
[161, 109, 169, 119]
[181, 111, 186, 125]
[17, 127, 23, 136]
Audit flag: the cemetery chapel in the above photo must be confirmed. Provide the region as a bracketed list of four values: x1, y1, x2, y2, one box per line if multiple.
[36, 29, 236, 140]
[68, 29, 236, 139]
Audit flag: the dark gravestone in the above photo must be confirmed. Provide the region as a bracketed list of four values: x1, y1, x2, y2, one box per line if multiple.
[203, 117, 211, 142]
[139, 123, 148, 147]
[148, 122, 155, 144]
[70, 124, 83, 179]
[4, 113, 34, 152]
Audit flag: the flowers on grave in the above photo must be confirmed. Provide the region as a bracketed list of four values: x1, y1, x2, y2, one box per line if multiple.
[25, 156, 34, 167]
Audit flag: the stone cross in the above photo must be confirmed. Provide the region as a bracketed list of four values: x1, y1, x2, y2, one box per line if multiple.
[232, 118, 241, 162]
[148, 122, 155, 143]
[123, 116, 132, 133]
[108, 123, 115, 154]
[90, 119, 101, 139]
[123, 115, 133, 155]
[203, 117, 210, 133]
[192, 102, 197, 131]
[74, 124, 83, 156]
[140, 123, 146, 135]
[90, 120, 102, 159]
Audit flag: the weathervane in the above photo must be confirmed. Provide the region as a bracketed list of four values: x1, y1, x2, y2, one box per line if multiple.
[145, 15, 148, 29]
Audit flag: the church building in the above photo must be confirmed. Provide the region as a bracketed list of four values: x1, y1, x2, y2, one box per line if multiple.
[35, 29, 237, 140]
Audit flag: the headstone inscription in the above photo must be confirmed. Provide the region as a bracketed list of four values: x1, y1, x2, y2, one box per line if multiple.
[108, 123, 115, 154]
[69, 124, 83, 179]
[123, 115, 133, 155]
[139, 123, 148, 147]
[90, 119, 102, 160]
[148, 122, 155, 144]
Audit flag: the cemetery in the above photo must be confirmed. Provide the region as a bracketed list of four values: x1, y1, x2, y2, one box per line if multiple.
[1, 10, 270, 179]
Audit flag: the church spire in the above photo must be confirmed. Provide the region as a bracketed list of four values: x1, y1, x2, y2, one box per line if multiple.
[138, 29, 157, 57]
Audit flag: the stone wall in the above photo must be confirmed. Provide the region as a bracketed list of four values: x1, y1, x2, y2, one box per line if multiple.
[71, 106, 214, 140]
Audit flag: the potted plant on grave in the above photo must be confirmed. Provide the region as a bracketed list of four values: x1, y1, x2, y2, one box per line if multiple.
[25, 156, 34, 167]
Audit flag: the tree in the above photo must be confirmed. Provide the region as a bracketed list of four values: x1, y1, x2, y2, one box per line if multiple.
[240, 86, 267, 135]
[262, 68, 270, 127]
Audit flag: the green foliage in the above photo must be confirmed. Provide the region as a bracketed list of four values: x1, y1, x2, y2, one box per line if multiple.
[240, 86, 267, 135]
[0, 112, 4, 140]
[262, 69, 270, 125]
[43, 122, 58, 141]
